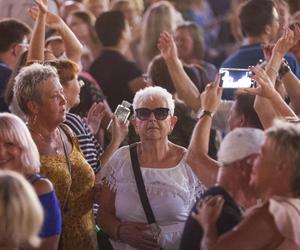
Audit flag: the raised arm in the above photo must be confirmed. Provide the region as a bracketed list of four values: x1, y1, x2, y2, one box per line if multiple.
[186, 76, 222, 187]
[279, 24, 300, 115]
[254, 28, 299, 128]
[280, 68, 300, 115]
[51, 14, 83, 63]
[29, 5, 83, 63]
[85, 103, 128, 177]
[158, 31, 201, 111]
[98, 117, 128, 167]
[27, 0, 48, 62]
[247, 66, 297, 120]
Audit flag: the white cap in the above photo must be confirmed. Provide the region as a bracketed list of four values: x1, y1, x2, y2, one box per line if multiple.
[217, 128, 264, 165]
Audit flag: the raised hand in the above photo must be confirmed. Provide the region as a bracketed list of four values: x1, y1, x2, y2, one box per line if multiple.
[119, 222, 161, 250]
[157, 31, 178, 62]
[110, 116, 129, 146]
[86, 102, 106, 135]
[200, 74, 223, 113]
[273, 28, 298, 56]
[28, 0, 47, 19]
[34, 0, 48, 14]
[244, 66, 277, 99]
[191, 196, 224, 228]
[28, 3, 63, 30]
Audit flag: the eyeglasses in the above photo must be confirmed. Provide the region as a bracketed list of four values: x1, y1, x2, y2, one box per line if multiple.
[135, 108, 170, 121]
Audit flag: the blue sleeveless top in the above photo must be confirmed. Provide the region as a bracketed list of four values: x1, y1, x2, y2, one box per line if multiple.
[28, 174, 62, 237]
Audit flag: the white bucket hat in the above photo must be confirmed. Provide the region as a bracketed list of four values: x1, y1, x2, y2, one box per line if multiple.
[217, 127, 264, 165]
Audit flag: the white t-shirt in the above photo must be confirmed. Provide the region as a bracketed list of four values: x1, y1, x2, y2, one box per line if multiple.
[101, 146, 206, 250]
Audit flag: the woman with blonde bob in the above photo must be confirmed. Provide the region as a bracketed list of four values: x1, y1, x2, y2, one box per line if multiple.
[0, 170, 43, 249]
[0, 113, 62, 250]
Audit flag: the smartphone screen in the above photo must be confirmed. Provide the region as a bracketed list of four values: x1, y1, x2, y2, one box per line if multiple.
[106, 104, 131, 130]
[219, 68, 255, 88]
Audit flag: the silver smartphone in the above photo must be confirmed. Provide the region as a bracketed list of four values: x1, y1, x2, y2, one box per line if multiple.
[107, 101, 131, 130]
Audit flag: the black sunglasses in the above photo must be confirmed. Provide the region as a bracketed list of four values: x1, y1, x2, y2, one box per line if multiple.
[135, 108, 170, 121]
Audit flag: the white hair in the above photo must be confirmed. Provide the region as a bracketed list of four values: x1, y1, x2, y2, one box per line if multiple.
[132, 86, 175, 115]
[0, 113, 40, 174]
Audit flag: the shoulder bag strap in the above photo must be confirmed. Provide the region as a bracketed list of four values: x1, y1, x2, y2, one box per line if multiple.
[58, 126, 72, 212]
[129, 143, 156, 224]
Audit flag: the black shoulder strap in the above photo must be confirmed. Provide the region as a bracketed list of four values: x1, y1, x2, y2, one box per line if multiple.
[129, 143, 156, 224]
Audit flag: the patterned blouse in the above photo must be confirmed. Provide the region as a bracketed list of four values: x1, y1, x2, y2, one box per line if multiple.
[40, 125, 98, 250]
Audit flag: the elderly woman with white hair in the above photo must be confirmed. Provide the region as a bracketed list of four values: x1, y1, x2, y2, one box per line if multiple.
[97, 86, 206, 250]
[0, 113, 61, 250]
[0, 170, 43, 250]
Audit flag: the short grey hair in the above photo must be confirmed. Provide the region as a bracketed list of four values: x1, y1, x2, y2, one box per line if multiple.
[132, 86, 175, 115]
[0, 113, 40, 174]
[14, 63, 59, 115]
[266, 119, 300, 197]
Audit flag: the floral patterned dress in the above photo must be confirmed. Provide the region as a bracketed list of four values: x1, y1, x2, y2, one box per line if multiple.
[40, 125, 97, 250]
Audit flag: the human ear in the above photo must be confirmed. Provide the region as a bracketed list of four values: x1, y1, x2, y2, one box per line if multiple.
[239, 114, 246, 127]
[27, 100, 39, 115]
[10, 44, 20, 57]
[264, 25, 272, 36]
[170, 115, 178, 128]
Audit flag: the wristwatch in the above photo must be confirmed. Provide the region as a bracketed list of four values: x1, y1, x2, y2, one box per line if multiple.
[199, 110, 214, 119]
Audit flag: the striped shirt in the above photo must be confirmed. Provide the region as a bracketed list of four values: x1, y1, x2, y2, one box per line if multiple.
[64, 112, 102, 173]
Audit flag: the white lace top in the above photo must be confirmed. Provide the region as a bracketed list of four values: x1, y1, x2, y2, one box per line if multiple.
[100, 146, 206, 250]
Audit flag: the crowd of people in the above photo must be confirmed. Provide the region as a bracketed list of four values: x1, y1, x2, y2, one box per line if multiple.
[1, 0, 300, 250]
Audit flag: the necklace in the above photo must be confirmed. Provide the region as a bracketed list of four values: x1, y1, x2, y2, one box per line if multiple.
[28, 127, 62, 155]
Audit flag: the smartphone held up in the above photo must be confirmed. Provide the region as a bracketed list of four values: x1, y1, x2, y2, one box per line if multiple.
[219, 68, 256, 89]
[107, 100, 131, 130]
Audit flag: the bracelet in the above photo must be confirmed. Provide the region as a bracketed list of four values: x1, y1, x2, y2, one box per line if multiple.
[279, 61, 291, 79]
[199, 110, 214, 119]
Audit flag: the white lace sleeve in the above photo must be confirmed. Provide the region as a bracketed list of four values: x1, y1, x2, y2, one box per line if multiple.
[99, 146, 131, 191]
[184, 159, 207, 201]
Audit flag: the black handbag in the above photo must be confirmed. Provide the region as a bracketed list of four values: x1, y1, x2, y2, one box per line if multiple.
[129, 143, 163, 246]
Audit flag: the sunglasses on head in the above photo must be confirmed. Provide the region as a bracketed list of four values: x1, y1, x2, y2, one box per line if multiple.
[135, 107, 170, 121]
